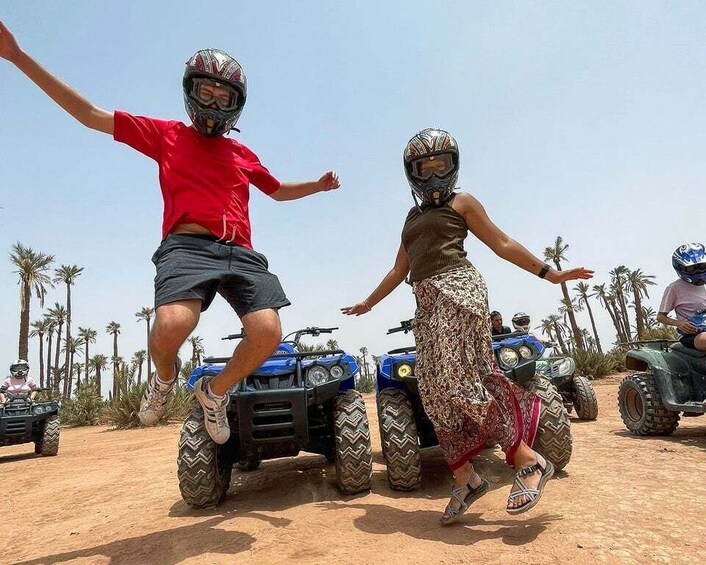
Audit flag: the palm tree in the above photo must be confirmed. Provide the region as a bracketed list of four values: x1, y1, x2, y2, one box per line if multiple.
[359, 346, 372, 382]
[187, 335, 205, 367]
[132, 350, 147, 384]
[627, 269, 657, 340]
[610, 266, 633, 342]
[29, 318, 49, 387]
[539, 318, 556, 345]
[10, 243, 55, 359]
[135, 307, 154, 382]
[54, 265, 84, 392]
[543, 236, 584, 350]
[593, 283, 625, 344]
[547, 314, 569, 354]
[106, 321, 121, 400]
[574, 282, 603, 354]
[89, 354, 109, 397]
[77, 327, 97, 381]
[47, 303, 67, 395]
[62, 335, 84, 397]
[326, 339, 340, 350]
[43, 316, 56, 390]
[643, 306, 658, 331]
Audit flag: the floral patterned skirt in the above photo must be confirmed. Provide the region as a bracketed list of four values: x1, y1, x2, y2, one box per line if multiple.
[412, 265, 541, 470]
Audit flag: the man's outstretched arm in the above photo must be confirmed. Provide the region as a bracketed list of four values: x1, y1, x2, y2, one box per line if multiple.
[270, 171, 340, 201]
[0, 20, 113, 134]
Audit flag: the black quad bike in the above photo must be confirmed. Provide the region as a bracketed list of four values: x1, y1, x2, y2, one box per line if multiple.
[375, 322, 572, 491]
[536, 352, 599, 420]
[0, 390, 60, 456]
[618, 340, 706, 435]
[178, 326, 373, 508]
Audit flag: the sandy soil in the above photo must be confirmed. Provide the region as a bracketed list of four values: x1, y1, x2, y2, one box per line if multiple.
[1, 375, 705, 565]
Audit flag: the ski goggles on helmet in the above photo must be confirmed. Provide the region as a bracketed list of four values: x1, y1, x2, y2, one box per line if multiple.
[191, 78, 240, 111]
[682, 263, 706, 275]
[409, 153, 455, 181]
[10, 363, 29, 375]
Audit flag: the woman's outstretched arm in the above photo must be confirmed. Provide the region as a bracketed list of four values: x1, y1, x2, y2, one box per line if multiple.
[341, 243, 410, 316]
[454, 192, 593, 284]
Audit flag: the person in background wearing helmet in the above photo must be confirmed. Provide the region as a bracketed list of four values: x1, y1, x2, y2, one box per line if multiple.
[490, 311, 511, 336]
[657, 243, 706, 352]
[0, 361, 38, 404]
[0, 22, 340, 444]
[343, 128, 593, 523]
[511, 312, 531, 333]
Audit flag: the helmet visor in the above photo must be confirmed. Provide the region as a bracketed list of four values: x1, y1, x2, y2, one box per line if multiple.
[513, 316, 530, 328]
[683, 263, 706, 275]
[191, 78, 240, 111]
[410, 154, 455, 181]
[10, 363, 29, 375]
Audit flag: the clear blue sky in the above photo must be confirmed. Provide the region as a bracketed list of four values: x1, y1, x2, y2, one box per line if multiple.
[2, 2, 705, 394]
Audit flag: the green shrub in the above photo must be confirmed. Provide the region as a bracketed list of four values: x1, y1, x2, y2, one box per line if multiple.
[640, 327, 679, 341]
[572, 348, 626, 379]
[61, 381, 106, 426]
[104, 382, 193, 429]
[355, 373, 375, 393]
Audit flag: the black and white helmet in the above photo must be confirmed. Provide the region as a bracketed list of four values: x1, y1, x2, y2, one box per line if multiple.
[10, 359, 29, 379]
[512, 312, 530, 332]
[183, 49, 247, 137]
[403, 128, 459, 207]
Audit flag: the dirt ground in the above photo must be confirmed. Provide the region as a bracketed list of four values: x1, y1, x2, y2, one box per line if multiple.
[1, 375, 705, 565]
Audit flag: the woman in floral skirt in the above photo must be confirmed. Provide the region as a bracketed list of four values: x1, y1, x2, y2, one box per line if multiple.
[342, 128, 592, 524]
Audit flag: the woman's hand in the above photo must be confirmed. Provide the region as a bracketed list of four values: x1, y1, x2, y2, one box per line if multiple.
[340, 302, 372, 316]
[0, 21, 22, 62]
[548, 267, 594, 284]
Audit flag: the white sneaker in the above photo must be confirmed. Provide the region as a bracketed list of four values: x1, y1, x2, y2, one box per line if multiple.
[193, 377, 231, 444]
[138, 357, 181, 426]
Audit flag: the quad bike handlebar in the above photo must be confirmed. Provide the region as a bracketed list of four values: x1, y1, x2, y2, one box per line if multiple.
[387, 320, 413, 335]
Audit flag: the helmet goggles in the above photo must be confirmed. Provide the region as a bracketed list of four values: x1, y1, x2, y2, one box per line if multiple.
[191, 78, 240, 111]
[10, 363, 29, 376]
[683, 263, 706, 275]
[409, 153, 455, 181]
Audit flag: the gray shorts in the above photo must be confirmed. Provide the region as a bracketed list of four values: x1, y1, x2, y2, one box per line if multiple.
[151, 234, 290, 317]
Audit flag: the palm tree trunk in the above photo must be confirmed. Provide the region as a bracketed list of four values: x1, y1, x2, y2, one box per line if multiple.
[633, 291, 645, 339]
[63, 285, 72, 398]
[552, 322, 569, 354]
[38, 334, 45, 388]
[553, 261, 584, 350]
[46, 332, 53, 391]
[85, 342, 90, 383]
[584, 301, 603, 354]
[18, 283, 31, 359]
[96, 365, 102, 398]
[53, 324, 63, 396]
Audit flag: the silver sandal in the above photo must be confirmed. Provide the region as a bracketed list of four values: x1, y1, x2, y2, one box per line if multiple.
[440, 476, 489, 525]
[506, 457, 554, 515]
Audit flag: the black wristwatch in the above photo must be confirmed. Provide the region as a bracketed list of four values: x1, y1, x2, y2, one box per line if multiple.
[538, 263, 551, 279]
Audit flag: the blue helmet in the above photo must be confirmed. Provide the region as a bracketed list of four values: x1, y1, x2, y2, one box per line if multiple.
[672, 243, 706, 285]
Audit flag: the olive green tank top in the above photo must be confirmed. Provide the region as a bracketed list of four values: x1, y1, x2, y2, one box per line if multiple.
[401, 195, 471, 283]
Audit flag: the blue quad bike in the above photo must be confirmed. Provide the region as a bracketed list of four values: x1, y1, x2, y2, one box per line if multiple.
[0, 389, 60, 456]
[178, 326, 373, 508]
[618, 339, 706, 435]
[536, 350, 599, 420]
[376, 321, 572, 491]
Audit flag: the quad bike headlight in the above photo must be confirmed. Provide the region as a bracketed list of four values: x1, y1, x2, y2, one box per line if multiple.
[554, 357, 576, 377]
[306, 366, 332, 387]
[330, 365, 345, 380]
[396, 363, 414, 379]
[518, 346, 533, 359]
[498, 347, 519, 368]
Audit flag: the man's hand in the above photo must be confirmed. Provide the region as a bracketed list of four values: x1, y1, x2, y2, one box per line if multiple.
[316, 171, 340, 192]
[677, 320, 699, 334]
[0, 21, 21, 63]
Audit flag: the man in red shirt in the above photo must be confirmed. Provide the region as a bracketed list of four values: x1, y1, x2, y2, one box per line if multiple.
[0, 22, 340, 444]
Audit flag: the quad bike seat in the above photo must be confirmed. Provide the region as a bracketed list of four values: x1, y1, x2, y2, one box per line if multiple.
[670, 342, 706, 358]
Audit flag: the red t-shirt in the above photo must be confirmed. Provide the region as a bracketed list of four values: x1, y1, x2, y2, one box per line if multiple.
[113, 111, 280, 248]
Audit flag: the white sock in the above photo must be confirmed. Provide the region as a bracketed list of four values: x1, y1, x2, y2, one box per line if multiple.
[206, 382, 226, 402]
[155, 376, 173, 392]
